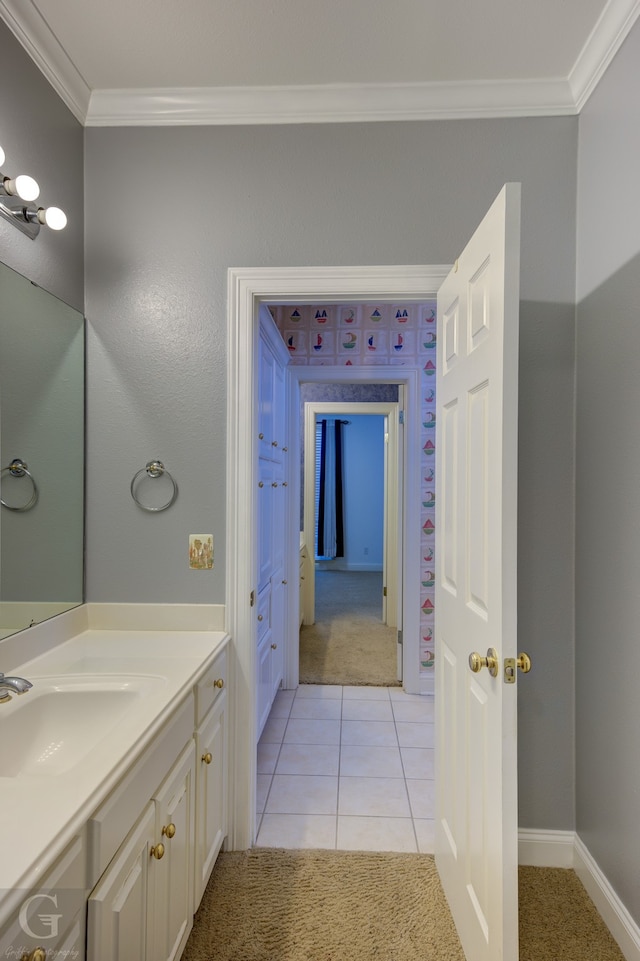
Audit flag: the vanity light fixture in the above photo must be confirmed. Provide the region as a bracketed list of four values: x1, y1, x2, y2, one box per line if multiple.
[0, 143, 66, 239]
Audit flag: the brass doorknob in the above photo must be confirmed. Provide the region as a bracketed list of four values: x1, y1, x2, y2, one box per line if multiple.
[469, 648, 499, 678]
[150, 842, 165, 860]
[202, 751, 212, 764]
[162, 822, 176, 839]
[516, 653, 532, 673]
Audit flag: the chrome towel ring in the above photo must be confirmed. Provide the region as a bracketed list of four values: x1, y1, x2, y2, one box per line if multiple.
[130, 460, 178, 512]
[0, 458, 39, 512]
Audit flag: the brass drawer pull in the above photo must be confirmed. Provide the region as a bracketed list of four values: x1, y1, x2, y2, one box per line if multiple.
[150, 842, 165, 860]
[162, 822, 176, 839]
[202, 751, 212, 764]
[213, 677, 224, 689]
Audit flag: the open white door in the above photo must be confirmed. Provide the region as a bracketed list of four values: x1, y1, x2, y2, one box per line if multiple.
[435, 183, 522, 961]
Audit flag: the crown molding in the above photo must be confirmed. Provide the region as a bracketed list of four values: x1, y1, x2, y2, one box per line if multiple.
[1, 0, 639, 126]
[85, 78, 576, 126]
[569, 0, 640, 110]
[0, 0, 89, 123]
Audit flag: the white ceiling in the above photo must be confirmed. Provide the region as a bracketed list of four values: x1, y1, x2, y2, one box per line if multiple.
[1, 0, 639, 125]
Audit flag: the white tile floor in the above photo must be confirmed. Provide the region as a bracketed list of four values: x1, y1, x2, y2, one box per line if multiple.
[255, 684, 435, 853]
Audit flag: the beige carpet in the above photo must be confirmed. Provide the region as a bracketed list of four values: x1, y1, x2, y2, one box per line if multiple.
[299, 570, 399, 686]
[182, 850, 625, 961]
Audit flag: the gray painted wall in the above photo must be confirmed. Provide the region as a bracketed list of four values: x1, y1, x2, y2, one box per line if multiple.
[85, 117, 577, 830]
[0, 22, 84, 311]
[576, 19, 640, 923]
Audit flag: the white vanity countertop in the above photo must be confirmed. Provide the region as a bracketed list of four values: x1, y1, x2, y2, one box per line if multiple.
[0, 628, 229, 905]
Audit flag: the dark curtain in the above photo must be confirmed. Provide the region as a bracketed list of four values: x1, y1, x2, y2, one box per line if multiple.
[316, 419, 345, 559]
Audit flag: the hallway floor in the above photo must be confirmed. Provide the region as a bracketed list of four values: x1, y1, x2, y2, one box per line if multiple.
[255, 684, 435, 852]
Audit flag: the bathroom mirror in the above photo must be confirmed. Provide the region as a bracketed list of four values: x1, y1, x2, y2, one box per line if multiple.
[0, 260, 84, 639]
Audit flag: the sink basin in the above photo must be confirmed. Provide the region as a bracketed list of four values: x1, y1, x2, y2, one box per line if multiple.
[0, 675, 166, 778]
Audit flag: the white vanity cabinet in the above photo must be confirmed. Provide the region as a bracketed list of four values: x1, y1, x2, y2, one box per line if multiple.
[0, 834, 87, 961]
[193, 648, 228, 904]
[86, 637, 230, 961]
[87, 702, 196, 961]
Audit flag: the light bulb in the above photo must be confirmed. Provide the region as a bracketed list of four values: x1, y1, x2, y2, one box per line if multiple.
[39, 206, 67, 230]
[0, 145, 5, 168]
[4, 174, 40, 201]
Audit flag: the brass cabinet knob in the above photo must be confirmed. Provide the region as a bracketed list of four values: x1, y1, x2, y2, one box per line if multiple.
[257, 614, 263, 621]
[282, 446, 288, 452]
[150, 842, 165, 860]
[271, 643, 277, 650]
[468, 648, 499, 678]
[282, 579, 288, 584]
[272, 439, 278, 446]
[162, 822, 176, 839]
[272, 481, 278, 488]
[202, 751, 212, 764]
[258, 433, 264, 440]
[282, 481, 288, 487]
[213, 677, 224, 689]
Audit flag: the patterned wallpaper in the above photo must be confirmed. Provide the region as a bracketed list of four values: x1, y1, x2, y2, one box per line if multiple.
[270, 302, 437, 677]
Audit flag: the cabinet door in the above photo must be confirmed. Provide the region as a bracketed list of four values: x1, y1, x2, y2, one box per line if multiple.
[257, 458, 275, 590]
[269, 572, 285, 699]
[151, 741, 196, 961]
[257, 629, 273, 738]
[194, 691, 227, 904]
[87, 804, 155, 961]
[258, 328, 276, 459]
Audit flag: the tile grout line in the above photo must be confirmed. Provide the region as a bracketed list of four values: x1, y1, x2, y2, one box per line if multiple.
[256, 691, 295, 841]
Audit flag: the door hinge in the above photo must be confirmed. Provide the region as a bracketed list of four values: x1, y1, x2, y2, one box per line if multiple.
[399, 410, 405, 425]
[383, 586, 387, 597]
[250, 590, 256, 607]
[397, 629, 403, 646]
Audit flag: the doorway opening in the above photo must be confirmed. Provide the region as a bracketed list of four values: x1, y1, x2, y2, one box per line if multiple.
[299, 400, 402, 688]
[226, 265, 448, 852]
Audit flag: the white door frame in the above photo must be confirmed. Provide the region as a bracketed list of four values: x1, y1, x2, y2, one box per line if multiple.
[302, 401, 400, 630]
[226, 265, 449, 850]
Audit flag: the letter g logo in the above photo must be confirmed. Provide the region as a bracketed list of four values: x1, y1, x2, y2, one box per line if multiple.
[19, 893, 63, 939]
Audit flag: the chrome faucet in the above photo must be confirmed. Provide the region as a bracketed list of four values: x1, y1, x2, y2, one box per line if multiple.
[0, 672, 33, 702]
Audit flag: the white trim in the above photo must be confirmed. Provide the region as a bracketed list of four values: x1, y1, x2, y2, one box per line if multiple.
[517, 829, 576, 868]
[574, 835, 640, 961]
[3, 0, 640, 125]
[0, 0, 90, 124]
[569, 0, 640, 111]
[226, 264, 448, 851]
[302, 399, 400, 635]
[516, 830, 640, 961]
[84, 78, 576, 126]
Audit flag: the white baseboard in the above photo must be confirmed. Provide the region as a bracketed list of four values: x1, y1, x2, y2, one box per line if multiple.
[518, 829, 640, 961]
[574, 835, 640, 961]
[518, 829, 575, 867]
